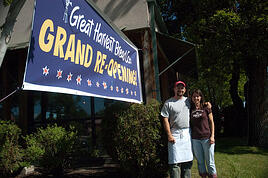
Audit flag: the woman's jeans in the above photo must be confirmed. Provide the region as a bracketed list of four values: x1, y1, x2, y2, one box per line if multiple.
[192, 139, 217, 176]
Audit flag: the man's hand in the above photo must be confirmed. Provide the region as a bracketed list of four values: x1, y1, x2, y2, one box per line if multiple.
[168, 134, 176, 143]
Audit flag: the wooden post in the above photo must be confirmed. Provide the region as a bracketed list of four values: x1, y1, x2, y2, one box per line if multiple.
[148, 1, 161, 101]
[90, 97, 96, 147]
[141, 29, 154, 103]
[18, 49, 28, 134]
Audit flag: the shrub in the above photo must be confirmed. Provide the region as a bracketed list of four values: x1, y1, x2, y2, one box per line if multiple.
[0, 121, 26, 176]
[101, 101, 130, 159]
[24, 124, 77, 176]
[101, 100, 168, 178]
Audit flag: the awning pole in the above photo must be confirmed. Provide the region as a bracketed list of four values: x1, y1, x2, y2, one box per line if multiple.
[148, 1, 161, 101]
[158, 47, 194, 76]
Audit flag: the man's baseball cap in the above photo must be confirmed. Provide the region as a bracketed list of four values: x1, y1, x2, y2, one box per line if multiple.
[174, 81, 186, 87]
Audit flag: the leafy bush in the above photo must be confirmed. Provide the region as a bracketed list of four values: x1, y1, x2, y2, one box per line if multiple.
[0, 121, 26, 176]
[101, 100, 168, 178]
[24, 124, 77, 176]
[3, 0, 13, 6]
[101, 101, 130, 159]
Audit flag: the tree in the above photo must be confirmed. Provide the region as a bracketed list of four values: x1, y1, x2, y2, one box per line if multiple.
[0, 0, 26, 68]
[193, 10, 248, 136]
[238, 0, 268, 146]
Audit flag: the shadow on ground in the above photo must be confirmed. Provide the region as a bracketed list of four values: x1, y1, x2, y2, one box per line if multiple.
[22, 155, 122, 178]
[215, 137, 268, 155]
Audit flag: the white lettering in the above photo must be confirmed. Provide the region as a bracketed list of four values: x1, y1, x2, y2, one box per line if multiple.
[114, 41, 132, 64]
[69, 6, 94, 37]
[93, 23, 115, 53]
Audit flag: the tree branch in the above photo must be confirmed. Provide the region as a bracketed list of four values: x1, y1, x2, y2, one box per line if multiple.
[0, 0, 26, 68]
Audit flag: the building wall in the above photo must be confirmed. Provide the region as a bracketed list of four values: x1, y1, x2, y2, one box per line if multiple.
[92, 0, 150, 31]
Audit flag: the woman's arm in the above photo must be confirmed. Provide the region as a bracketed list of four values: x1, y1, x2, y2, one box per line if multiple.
[208, 112, 215, 144]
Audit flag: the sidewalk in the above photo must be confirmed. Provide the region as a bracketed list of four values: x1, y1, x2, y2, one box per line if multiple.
[65, 155, 121, 177]
[20, 155, 121, 178]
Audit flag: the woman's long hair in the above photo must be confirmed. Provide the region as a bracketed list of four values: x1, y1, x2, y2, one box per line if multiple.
[190, 89, 205, 110]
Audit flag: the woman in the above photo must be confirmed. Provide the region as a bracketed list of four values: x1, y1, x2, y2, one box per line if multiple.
[190, 89, 217, 178]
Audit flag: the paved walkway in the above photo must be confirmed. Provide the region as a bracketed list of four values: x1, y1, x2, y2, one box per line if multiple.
[65, 155, 121, 177]
[20, 155, 121, 178]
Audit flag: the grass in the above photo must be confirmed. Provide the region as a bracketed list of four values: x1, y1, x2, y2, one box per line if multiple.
[191, 137, 268, 178]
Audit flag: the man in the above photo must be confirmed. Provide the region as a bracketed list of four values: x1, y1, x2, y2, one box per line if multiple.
[161, 81, 193, 178]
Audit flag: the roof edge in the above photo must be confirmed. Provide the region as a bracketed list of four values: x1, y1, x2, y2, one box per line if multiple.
[85, 0, 137, 48]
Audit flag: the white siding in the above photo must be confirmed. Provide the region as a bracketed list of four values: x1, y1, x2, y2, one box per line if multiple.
[93, 0, 150, 30]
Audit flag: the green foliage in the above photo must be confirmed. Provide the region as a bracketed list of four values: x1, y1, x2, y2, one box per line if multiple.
[24, 124, 78, 175]
[101, 101, 130, 159]
[90, 148, 100, 158]
[101, 100, 168, 178]
[158, 0, 267, 110]
[157, 0, 234, 27]
[0, 121, 25, 176]
[3, 0, 13, 6]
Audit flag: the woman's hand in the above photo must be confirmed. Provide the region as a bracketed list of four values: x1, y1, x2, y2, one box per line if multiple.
[210, 136, 215, 144]
[204, 102, 212, 109]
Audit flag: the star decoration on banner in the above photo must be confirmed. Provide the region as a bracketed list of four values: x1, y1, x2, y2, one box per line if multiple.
[39, 64, 139, 99]
[56, 69, 63, 79]
[76, 75, 82, 85]
[67, 72, 73, 82]
[43, 66, 49, 76]
[102, 82, 107, 89]
[87, 79, 92, 86]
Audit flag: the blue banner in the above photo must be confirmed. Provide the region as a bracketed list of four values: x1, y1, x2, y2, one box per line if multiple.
[23, 0, 142, 103]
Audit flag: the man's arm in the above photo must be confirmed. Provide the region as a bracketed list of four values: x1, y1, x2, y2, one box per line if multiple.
[163, 117, 175, 143]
